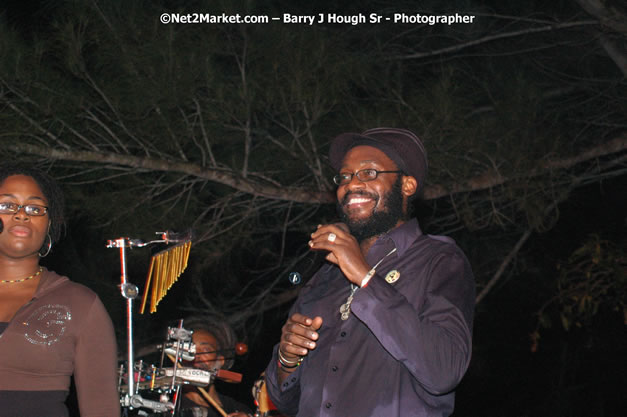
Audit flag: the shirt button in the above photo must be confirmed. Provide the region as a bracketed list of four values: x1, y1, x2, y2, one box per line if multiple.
[340, 331, 347, 337]
[332, 365, 338, 372]
[325, 402, 332, 409]
[291, 377, 296, 382]
[283, 382, 288, 387]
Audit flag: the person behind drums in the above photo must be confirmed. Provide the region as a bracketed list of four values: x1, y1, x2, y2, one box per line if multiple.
[0, 163, 120, 417]
[176, 315, 252, 417]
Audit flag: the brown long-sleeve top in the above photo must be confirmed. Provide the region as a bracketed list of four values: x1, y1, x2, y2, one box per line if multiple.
[0, 268, 120, 417]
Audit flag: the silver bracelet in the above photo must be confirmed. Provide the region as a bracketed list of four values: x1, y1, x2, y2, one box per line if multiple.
[278, 349, 303, 368]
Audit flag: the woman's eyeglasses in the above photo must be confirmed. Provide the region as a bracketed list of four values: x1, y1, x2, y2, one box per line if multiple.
[0, 202, 49, 216]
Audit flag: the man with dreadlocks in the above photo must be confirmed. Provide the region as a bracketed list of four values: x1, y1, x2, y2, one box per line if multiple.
[176, 316, 252, 417]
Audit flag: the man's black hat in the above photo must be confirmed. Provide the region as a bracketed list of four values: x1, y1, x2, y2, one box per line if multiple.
[329, 127, 428, 191]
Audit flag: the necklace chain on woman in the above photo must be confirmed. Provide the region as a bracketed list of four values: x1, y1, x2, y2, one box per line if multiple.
[0, 266, 44, 284]
[340, 247, 397, 320]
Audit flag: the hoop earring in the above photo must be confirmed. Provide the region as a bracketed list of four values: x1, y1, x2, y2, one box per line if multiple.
[39, 232, 52, 258]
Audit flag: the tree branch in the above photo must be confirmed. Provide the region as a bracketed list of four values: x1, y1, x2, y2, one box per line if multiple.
[424, 134, 627, 199]
[599, 35, 627, 77]
[7, 132, 625, 204]
[476, 229, 533, 304]
[573, 0, 627, 34]
[474, 148, 626, 303]
[6, 142, 335, 204]
[396, 20, 598, 60]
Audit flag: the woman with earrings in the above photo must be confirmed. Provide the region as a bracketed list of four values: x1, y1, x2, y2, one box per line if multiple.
[0, 163, 120, 417]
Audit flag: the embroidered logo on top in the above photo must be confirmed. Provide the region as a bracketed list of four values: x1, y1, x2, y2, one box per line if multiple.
[385, 270, 400, 283]
[23, 304, 72, 346]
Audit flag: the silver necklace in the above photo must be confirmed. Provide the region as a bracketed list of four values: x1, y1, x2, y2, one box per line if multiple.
[339, 248, 397, 320]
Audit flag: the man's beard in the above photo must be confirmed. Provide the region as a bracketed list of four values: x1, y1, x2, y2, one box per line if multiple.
[338, 176, 405, 242]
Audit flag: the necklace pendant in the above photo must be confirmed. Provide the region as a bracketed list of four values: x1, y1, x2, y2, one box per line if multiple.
[339, 302, 351, 320]
[340, 285, 358, 320]
[336, 248, 398, 322]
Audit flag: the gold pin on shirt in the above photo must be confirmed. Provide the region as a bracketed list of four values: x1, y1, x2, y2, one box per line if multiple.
[385, 270, 401, 284]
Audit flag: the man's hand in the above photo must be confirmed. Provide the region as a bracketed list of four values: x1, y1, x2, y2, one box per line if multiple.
[276, 313, 322, 383]
[309, 223, 371, 286]
[280, 313, 323, 358]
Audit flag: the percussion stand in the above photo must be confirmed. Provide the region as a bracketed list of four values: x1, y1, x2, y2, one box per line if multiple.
[107, 234, 179, 414]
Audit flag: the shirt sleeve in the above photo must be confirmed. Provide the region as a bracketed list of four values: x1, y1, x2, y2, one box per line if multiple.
[264, 268, 332, 416]
[264, 339, 302, 416]
[351, 249, 475, 395]
[73, 295, 121, 417]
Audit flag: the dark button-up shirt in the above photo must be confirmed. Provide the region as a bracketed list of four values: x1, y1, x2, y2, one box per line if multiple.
[265, 219, 475, 417]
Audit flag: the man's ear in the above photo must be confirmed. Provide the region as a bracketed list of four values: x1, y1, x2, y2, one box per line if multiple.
[401, 176, 418, 197]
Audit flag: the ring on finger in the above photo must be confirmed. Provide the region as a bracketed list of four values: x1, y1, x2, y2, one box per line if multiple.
[327, 233, 337, 243]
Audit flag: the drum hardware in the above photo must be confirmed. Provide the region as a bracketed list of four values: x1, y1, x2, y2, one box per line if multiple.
[163, 341, 196, 362]
[166, 319, 190, 392]
[107, 231, 192, 414]
[130, 340, 196, 362]
[108, 230, 248, 416]
[164, 354, 243, 417]
[163, 367, 213, 386]
[117, 322, 196, 413]
[117, 320, 245, 415]
[118, 368, 213, 392]
[125, 394, 174, 413]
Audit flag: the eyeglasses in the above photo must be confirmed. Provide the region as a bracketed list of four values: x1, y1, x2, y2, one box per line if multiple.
[333, 169, 403, 185]
[0, 202, 49, 216]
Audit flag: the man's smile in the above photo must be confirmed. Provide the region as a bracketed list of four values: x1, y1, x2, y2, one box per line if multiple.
[342, 192, 378, 209]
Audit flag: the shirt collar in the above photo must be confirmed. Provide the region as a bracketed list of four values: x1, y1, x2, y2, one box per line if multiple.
[368, 218, 422, 259]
